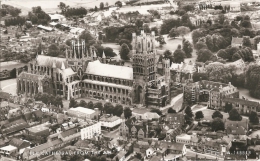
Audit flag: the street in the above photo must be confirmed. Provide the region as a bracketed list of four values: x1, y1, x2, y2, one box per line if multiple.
[186, 148, 224, 161]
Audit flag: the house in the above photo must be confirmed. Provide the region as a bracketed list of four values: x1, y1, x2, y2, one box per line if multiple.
[158, 141, 186, 161]
[9, 138, 30, 154]
[183, 80, 239, 109]
[99, 115, 122, 130]
[113, 150, 126, 161]
[1, 119, 29, 136]
[199, 137, 229, 156]
[132, 108, 150, 119]
[222, 98, 260, 114]
[176, 134, 191, 144]
[133, 141, 150, 154]
[0, 145, 18, 156]
[25, 123, 51, 137]
[79, 120, 101, 140]
[164, 113, 185, 126]
[120, 118, 149, 139]
[231, 36, 254, 48]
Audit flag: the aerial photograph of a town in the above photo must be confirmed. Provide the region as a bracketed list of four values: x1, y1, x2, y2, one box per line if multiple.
[0, 0, 260, 160]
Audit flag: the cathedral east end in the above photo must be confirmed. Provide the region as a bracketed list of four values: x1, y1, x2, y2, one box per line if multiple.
[16, 31, 171, 107]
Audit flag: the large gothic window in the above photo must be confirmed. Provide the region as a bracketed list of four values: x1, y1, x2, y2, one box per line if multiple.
[138, 42, 141, 50]
[148, 42, 150, 48]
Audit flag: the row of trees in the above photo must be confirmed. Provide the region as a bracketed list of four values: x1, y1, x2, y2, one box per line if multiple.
[64, 7, 87, 17]
[160, 13, 195, 35]
[28, 6, 51, 25]
[1, 4, 21, 17]
[217, 45, 254, 63]
[34, 93, 63, 108]
[4, 16, 26, 26]
[69, 99, 133, 119]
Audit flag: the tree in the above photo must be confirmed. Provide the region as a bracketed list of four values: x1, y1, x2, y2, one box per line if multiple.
[94, 102, 103, 112]
[87, 101, 94, 109]
[192, 29, 206, 44]
[197, 49, 213, 62]
[217, 49, 228, 60]
[168, 108, 176, 113]
[156, 35, 166, 47]
[246, 64, 260, 99]
[212, 110, 223, 119]
[79, 31, 95, 46]
[243, 37, 252, 48]
[100, 2, 104, 10]
[160, 18, 180, 35]
[135, 19, 143, 28]
[249, 111, 259, 125]
[168, 28, 179, 38]
[114, 104, 123, 117]
[69, 98, 78, 108]
[9, 8, 21, 17]
[195, 111, 204, 120]
[124, 107, 132, 119]
[228, 109, 242, 121]
[185, 106, 193, 118]
[195, 41, 208, 50]
[47, 44, 60, 57]
[120, 43, 130, 60]
[173, 48, 186, 63]
[151, 108, 162, 116]
[143, 24, 151, 33]
[217, 14, 226, 25]
[192, 72, 208, 82]
[182, 38, 193, 58]
[176, 26, 190, 38]
[151, 27, 159, 36]
[211, 118, 225, 131]
[104, 102, 114, 114]
[115, 1, 122, 7]
[224, 103, 233, 113]
[105, 2, 109, 7]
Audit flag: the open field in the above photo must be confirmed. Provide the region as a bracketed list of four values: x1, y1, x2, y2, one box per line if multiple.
[199, 109, 248, 123]
[2, 0, 120, 15]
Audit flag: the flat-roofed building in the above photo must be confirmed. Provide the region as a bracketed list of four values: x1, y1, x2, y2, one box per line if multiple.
[67, 107, 99, 120]
[25, 123, 51, 137]
[79, 120, 101, 140]
[99, 115, 122, 130]
[0, 145, 18, 156]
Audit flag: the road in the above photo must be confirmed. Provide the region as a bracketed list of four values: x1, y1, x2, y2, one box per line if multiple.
[160, 93, 183, 114]
[186, 149, 224, 161]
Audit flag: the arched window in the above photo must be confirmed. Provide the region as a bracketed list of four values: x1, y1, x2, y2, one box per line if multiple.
[148, 42, 150, 48]
[138, 42, 141, 50]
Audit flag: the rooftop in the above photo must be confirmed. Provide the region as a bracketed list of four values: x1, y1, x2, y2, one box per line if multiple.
[27, 123, 50, 133]
[85, 60, 133, 80]
[68, 107, 95, 115]
[223, 98, 260, 107]
[100, 115, 121, 122]
[0, 145, 17, 151]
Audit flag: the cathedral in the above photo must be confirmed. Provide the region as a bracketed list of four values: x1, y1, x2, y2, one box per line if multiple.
[17, 31, 171, 107]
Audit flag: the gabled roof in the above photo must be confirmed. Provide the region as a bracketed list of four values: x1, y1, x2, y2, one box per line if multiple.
[36, 55, 67, 69]
[60, 127, 78, 138]
[0, 92, 11, 100]
[85, 60, 133, 80]
[18, 72, 45, 81]
[222, 98, 260, 107]
[9, 138, 30, 149]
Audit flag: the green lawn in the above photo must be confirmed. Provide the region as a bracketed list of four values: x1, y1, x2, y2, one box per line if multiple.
[200, 109, 248, 123]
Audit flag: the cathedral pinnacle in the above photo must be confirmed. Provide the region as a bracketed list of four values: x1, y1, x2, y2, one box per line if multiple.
[102, 51, 106, 58]
[61, 62, 65, 70]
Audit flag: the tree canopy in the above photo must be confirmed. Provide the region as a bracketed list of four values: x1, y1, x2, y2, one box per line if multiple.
[212, 110, 223, 119]
[195, 111, 204, 120]
[228, 109, 242, 121]
[197, 49, 213, 62]
[249, 111, 259, 125]
[211, 118, 225, 131]
[120, 43, 130, 60]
